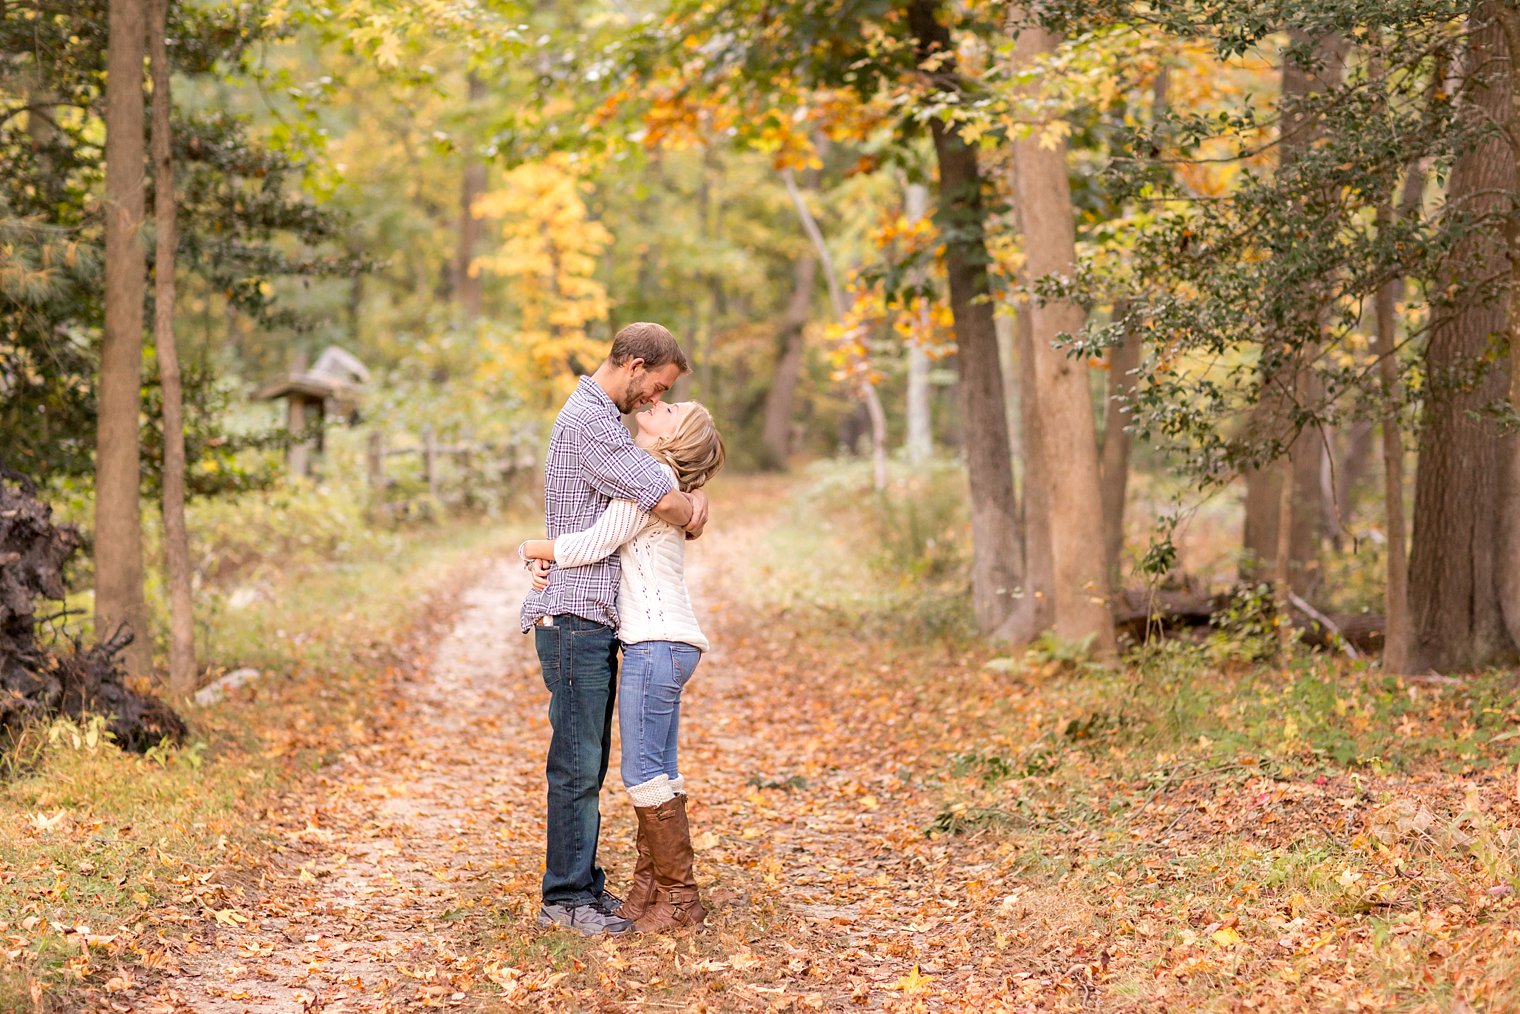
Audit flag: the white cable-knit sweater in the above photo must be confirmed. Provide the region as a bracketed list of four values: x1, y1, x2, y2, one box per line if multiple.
[553, 464, 708, 651]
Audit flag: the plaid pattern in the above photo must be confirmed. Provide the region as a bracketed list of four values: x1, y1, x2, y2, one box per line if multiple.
[520, 377, 674, 632]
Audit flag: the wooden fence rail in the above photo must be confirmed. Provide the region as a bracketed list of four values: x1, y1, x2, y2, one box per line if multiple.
[365, 427, 537, 518]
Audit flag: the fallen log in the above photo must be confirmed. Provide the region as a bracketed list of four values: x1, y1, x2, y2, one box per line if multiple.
[1, 463, 185, 752]
[1112, 585, 1385, 655]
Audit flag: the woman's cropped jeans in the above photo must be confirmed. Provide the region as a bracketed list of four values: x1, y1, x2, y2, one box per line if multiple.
[618, 640, 702, 789]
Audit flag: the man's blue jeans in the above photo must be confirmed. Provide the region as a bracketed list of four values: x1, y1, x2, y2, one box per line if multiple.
[535, 615, 619, 906]
[618, 641, 702, 788]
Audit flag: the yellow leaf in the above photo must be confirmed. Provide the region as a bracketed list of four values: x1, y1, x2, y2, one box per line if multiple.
[894, 964, 934, 992]
[1211, 926, 1242, 946]
[1037, 119, 1071, 151]
[374, 32, 402, 69]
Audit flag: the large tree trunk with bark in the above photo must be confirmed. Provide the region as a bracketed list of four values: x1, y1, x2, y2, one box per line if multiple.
[150, 0, 195, 694]
[1407, 1, 1518, 672]
[96, 0, 151, 676]
[1492, 7, 1520, 658]
[1008, 15, 1116, 656]
[908, 0, 1024, 638]
[759, 252, 816, 470]
[1240, 31, 1346, 595]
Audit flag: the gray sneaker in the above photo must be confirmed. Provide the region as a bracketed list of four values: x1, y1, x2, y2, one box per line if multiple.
[538, 901, 634, 935]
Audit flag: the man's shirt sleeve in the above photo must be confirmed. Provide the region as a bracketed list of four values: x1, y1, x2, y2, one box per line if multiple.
[580, 415, 675, 511]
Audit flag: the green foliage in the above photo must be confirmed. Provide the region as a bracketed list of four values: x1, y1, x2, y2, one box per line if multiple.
[1026, 632, 1105, 674]
[758, 457, 975, 642]
[1207, 583, 1282, 663]
[1036, 1, 1480, 491]
[0, 1, 354, 483]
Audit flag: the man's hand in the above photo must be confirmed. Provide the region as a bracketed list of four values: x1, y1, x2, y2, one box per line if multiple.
[530, 559, 551, 591]
[684, 489, 709, 540]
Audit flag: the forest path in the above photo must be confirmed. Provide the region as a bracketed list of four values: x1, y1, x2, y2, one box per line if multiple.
[156, 482, 1030, 1012]
[163, 558, 554, 1013]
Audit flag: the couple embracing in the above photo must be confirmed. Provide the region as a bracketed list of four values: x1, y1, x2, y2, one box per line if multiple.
[517, 322, 727, 936]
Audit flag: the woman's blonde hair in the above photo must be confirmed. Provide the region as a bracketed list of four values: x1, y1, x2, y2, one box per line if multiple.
[648, 402, 726, 492]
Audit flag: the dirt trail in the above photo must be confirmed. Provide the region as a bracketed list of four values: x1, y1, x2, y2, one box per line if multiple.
[165, 564, 552, 1012]
[153, 495, 1026, 1012]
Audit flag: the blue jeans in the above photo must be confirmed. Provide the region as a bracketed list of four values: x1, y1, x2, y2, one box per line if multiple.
[535, 615, 619, 906]
[618, 641, 702, 789]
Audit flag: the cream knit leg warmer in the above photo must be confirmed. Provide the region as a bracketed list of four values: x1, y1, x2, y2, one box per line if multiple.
[627, 774, 676, 808]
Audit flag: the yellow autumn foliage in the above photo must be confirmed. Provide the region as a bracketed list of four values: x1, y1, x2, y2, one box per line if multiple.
[474, 158, 613, 408]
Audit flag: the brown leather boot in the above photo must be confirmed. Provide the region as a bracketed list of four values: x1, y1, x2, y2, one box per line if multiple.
[617, 816, 656, 922]
[633, 796, 707, 932]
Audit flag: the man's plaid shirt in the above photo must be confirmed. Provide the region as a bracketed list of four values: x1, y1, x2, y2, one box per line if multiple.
[519, 376, 674, 632]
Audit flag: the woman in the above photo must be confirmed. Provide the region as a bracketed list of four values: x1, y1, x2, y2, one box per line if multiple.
[519, 400, 725, 933]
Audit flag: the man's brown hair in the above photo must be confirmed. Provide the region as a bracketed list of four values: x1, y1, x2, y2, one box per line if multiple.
[609, 322, 690, 373]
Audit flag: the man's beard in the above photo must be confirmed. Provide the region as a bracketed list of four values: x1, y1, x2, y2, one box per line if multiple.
[618, 375, 639, 414]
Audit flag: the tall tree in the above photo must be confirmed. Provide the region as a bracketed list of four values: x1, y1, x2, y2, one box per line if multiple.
[1406, 0, 1518, 672]
[1240, 30, 1346, 597]
[1007, 10, 1116, 655]
[149, 0, 194, 693]
[906, 0, 1025, 638]
[96, 0, 151, 675]
[1497, 8, 1520, 657]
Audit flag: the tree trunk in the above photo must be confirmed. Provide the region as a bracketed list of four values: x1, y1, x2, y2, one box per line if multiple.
[904, 182, 933, 463]
[1240, 30, 1346, 593]
[1407, 0, 1518, 672]
[1008, 14, 1116, 656]
[907, 0, 1024, 637]
[1494, 7, 1520, 657]
[96, 0, 151, 675]
[1331, 420, 1374, 538]
[1016, 306, 1054, 634]
[454, 72, 487, 323]
[759, 252, 816, 470]
[149, 0, 194, 694]
[1502, 293, 1520, 654]
[1375, 198, 1412, 672]
[1100, 306, 1141, 589]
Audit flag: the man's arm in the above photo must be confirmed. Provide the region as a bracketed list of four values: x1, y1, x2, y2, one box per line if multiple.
[582, 416, 675, 510]
[582, 416, 707, 536]
[653, 488, 708, 538]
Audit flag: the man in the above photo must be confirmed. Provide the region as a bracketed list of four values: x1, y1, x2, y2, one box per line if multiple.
[520, 322, 709, 935]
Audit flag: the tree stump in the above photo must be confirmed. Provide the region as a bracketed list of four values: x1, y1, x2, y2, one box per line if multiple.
[0, 463, 185, 752]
